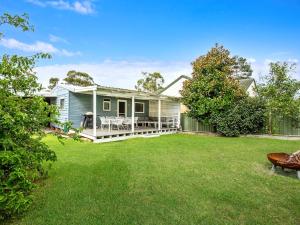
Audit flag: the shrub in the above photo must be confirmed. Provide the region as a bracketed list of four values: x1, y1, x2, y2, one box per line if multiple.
[0, 13, 59, 219]
[212, 98, 266, 137]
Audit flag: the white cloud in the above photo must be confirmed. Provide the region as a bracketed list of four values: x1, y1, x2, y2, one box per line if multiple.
[34, 60, 192, 88]
[26, 0, 95, 15]
[250, 58, 300, 82]
[247, 58, 256, 63]
[0, 38, 81, 57]
[49, 34, 69, 44]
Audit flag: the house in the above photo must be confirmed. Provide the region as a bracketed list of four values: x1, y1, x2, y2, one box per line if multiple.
[237, 78, 257, 97]
[159, 75, 190, 113]
[41, 84, 181, 142]
[161, 75, 257, 97]
[160, 76, 258, 113]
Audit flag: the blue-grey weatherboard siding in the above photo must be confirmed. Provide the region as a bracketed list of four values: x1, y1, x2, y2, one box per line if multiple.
[68, 92, 149, 128]
[53, 86, 69, 127]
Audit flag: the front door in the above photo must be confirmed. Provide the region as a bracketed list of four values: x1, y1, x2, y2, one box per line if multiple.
[118, 100, 127, 117]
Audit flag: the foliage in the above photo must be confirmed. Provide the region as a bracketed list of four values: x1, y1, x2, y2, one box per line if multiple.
[258, 62, 300, 134]
[48, 77, 59, 89]
[135, 72, 165, 92]
[232, 56, 253, 79]
[0, 13, 33, 38]
[0, 13, 58, 220]
[180, 44, 247, 123]
[212, 97, 266, 136]
[63, 70, 94, 87]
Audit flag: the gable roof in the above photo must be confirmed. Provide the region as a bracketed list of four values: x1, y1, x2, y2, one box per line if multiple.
[237, 78, 256, 91]
[160, 75, 257, 97]
[158, 75, 191, 94]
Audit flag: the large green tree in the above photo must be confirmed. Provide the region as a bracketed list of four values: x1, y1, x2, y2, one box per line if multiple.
[0, 13, 58, 220]
[63, 70, 94, 86]
[48, 77, 59, 89]
[258, 62, 300, 134]
[180, 44, 247, 123]
[135, 72, 165, 93]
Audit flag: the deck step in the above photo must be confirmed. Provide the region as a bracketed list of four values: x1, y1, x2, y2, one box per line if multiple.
[142, 134, 160, 138]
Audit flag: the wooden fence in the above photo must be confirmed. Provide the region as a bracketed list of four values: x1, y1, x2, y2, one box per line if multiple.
[181, 114, 300, 136]
[180, 114, 215, 133]
[273, 117, 300, 136]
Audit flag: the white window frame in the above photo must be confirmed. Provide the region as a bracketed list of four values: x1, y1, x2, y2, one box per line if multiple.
[135, 102, 145, 113]
[59, 98, 65, 110]
[103, 98, 111, 111]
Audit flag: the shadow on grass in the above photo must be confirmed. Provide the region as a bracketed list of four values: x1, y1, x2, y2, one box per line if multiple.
[264, 162, 299, 180]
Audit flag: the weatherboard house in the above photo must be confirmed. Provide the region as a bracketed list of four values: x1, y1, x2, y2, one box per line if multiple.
[40, 75, 257, 142]
[41, 82, 182, 142]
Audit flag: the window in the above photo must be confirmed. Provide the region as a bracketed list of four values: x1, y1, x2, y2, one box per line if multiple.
[59, 99, 65, 110]
[135, 102, 145, 113]
[103, 98, 111, 111]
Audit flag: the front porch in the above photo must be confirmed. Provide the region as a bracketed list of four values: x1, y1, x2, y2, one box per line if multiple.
[81, 126, 178, 143]
[70, 85, 181, 142]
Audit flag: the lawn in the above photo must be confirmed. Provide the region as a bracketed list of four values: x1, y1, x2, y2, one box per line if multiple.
[10, 134, 300, 225]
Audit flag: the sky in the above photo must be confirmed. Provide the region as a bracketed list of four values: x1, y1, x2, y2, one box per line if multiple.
[0, 0, 300, 89]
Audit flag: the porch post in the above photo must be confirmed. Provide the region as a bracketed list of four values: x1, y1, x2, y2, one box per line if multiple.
[93, 89, 97, 137]
[131, 96, 135, 133]
[158, 98, 161, 131]
[177, 102, 181, 129]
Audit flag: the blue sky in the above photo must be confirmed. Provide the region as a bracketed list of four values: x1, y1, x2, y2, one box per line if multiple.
[1, 0, 300, 88]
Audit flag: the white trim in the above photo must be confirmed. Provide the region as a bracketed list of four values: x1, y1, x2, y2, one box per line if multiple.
[131, 96, 135, 133]
[158, 99, 161, 130]
[117, 99, 127, 117]
[103, 98, 111, 111]
[134, 102, 145, 113]
[93, 90, 97, 137]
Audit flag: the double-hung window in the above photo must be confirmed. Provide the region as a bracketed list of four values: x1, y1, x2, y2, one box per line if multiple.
[135, 102, 144, 113]
[103, 98, 111, 111]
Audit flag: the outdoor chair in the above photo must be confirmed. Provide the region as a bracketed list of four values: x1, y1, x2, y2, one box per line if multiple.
[111, 118, 124, 130]
[123, 117, 132, 130]
[267, 151, 300, 179]
[99, 117, 110, 130]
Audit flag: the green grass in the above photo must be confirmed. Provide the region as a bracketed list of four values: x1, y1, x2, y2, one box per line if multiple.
[10, 134, 300, 225]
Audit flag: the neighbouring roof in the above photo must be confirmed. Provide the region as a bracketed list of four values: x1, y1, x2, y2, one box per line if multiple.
[158, 75, 191, 95]
[238, 78, 255, 91]
[160, 75, 257, 98]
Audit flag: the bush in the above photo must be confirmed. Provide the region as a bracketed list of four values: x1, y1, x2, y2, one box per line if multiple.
[212, 98, 266, 137]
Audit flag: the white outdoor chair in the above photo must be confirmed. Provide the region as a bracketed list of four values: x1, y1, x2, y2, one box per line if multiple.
[111, 118, 124, 130]
[123, 117, 132, 130]
[99, 117, 110, 130]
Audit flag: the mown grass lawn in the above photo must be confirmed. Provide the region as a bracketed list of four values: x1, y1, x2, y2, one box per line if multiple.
[10, 134, 300, 225]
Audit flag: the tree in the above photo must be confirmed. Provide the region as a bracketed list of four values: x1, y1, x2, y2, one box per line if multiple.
[258, 62, 300, 134]
[180, 44, 247, 123]
[0, 13, 58, 220]
[48, 77, 59, 89]
[63, 70, 94, 86]
[0, 13, 33, 38]
[232, 56, 253, 79]
[135, 72, 165, 92]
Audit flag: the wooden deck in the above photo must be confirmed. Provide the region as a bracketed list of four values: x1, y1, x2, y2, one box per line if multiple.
[80, 127, 178, 143]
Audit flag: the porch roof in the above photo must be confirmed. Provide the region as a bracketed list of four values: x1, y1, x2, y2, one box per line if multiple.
[56, 84, 179, 101]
